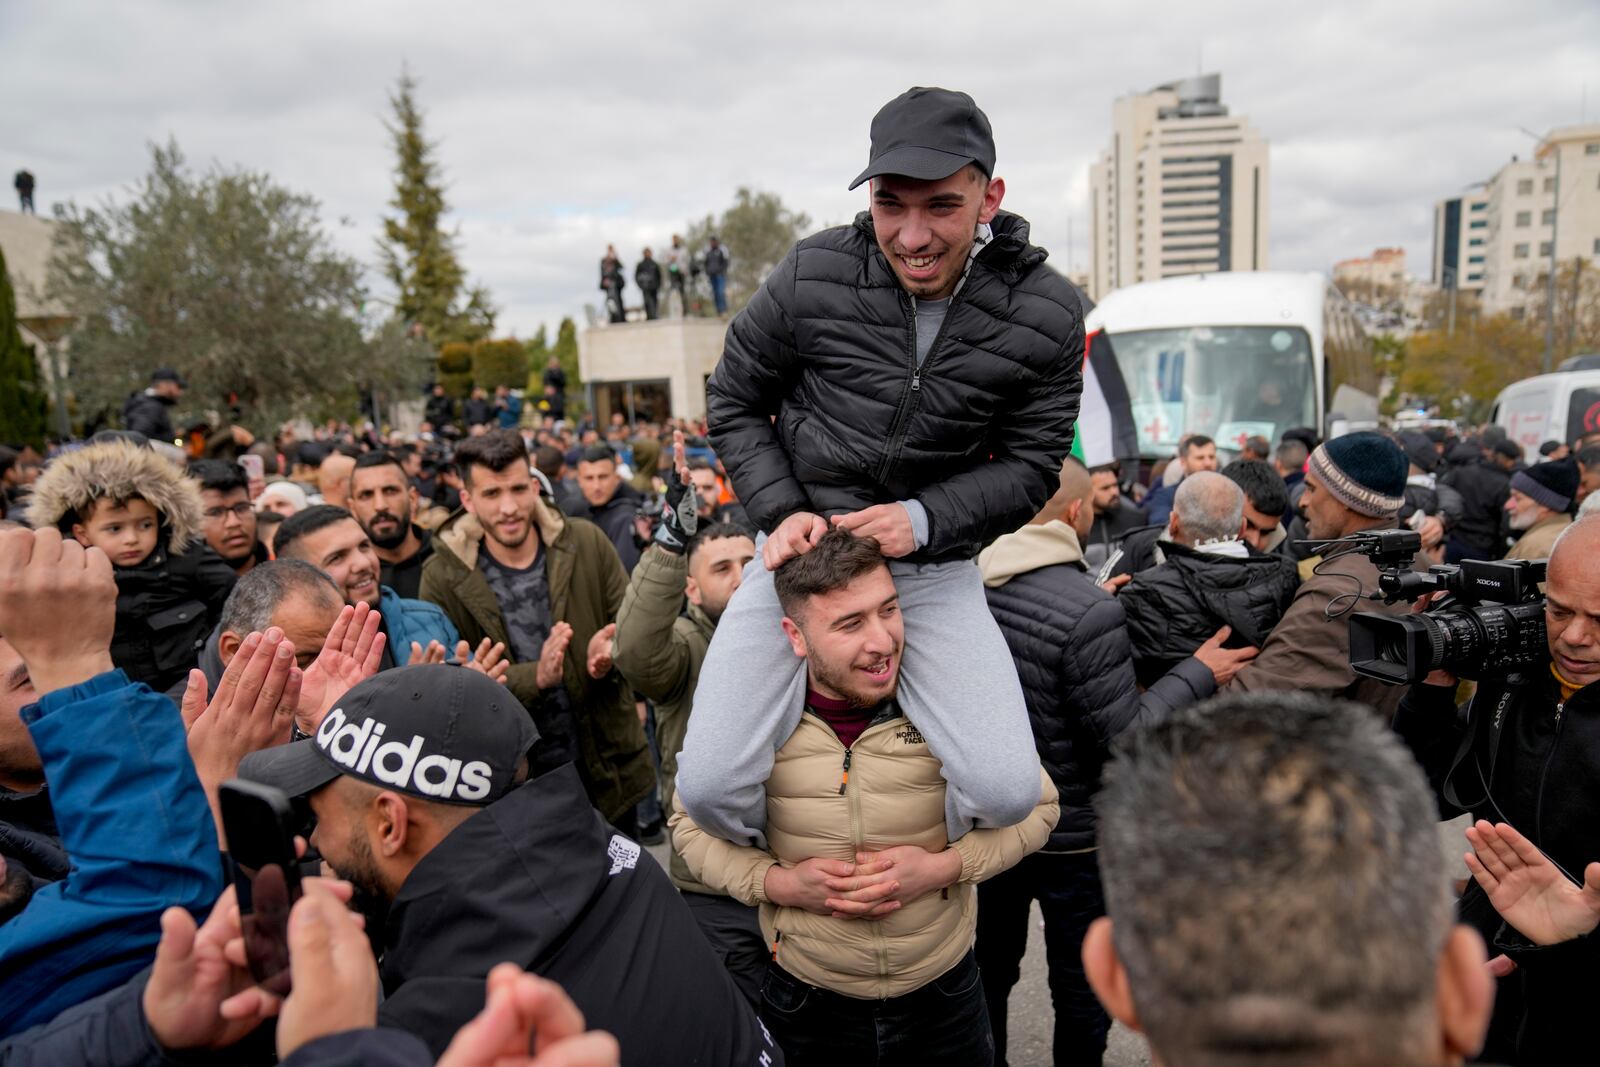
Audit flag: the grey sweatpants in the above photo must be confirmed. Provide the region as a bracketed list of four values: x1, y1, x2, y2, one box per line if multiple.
[674, 548, 1041, 847]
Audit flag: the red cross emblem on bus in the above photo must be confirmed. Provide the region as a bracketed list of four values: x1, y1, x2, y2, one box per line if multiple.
[1143, 413, 1169, 441]
[1232, 430, 1251, 449]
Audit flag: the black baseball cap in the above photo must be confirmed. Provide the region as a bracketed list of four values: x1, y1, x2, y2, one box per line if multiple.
[849, 87, 996, 191]
[151, 367, 187, 387]
[239, 665, 538, 806]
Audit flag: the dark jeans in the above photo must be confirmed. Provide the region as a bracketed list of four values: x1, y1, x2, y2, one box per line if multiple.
[681, 891, 767, 1008]
[709, 273, 728, 314]
[975, 850, 1110, 1067]
[641, 289, 659, 319]
[761, 950, 992, 1066]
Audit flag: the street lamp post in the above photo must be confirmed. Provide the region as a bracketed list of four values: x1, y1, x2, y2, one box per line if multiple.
[1544, 146, 1561, 375]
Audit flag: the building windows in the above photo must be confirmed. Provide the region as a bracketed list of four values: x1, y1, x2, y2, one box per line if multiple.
[1594, 237, 1600, 256]
[1543, 177, 1557, 193]
[1471, 200, 1486, 211]
[1469, 237, 1484, 247]
[1588, 143, 1600, 155]
[1515, 211, 1531, 227]
[1542, 209, 1556, 225]
[1514, 243, 1530, 258]
[1517, 179, 1534, 195]
[1468, 255, 1484, 264]
[1511, 307, 1526, 320]
[1540, 242, 1553, 256]
[1469, 219, 1487, 229]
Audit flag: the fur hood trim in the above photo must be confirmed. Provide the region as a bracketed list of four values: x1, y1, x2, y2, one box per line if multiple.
[27, 441, 206, 553]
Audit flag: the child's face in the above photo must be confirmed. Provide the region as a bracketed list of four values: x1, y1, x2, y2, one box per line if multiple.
[74, 498, 160, 567]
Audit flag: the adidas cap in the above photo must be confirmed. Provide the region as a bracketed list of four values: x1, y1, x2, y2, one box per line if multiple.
[239, 664, 538, 807]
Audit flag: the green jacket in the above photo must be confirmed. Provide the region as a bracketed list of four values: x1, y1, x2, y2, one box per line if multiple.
[419, 505, 652, 822]
[612, 545, 716, 892]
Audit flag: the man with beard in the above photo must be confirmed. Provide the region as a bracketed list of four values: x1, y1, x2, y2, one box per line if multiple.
[568, 444, 643, 574]
[1503, 459, 1576, 561]
[274, 506, 460, 670]
[1084, 461, 1145, 570]
[349, 452, 434, 600]
[672, 528, 1057, 1065]
[613, 439, 761, 1000]
[420, 430, 654, 837]
[189, 459, 267, 576]
[237, 665, 779, 1064]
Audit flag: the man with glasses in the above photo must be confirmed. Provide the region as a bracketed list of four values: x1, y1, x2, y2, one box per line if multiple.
[190, 460, 266, 576]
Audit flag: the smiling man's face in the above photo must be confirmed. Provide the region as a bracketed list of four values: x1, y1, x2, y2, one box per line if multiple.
[870, 166, 1004, 301]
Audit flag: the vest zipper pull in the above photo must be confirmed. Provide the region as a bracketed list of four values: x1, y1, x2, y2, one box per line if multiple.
[911, 372, 921, 392]
[771, 929, 782, 961]
[838, 748, 853, 796]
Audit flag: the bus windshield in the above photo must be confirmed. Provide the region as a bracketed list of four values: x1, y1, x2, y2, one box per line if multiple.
[1108, 325, 1317, 455]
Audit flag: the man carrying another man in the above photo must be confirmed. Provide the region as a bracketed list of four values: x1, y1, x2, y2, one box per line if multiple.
[672, 528, 1058, 1065]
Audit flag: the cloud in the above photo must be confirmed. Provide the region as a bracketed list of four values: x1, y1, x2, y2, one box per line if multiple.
[2, 0, 1596, 336]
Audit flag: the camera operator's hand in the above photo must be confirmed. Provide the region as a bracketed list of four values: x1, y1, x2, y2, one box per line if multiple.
[0, 527, 116, 696]
[652, 430, 698, 554]
[1193, 626, 1259, 687]
[1464, 820, 1600, 946]
[1411, 592, 1458, 688]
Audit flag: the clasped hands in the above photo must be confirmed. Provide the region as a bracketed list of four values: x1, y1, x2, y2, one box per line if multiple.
[764, 846, 963, 920]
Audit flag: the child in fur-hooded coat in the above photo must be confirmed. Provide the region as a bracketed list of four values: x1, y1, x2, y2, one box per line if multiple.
[28, 441, 237, 692]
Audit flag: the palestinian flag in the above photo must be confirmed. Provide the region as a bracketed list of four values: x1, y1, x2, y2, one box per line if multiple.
[1072, 327, 1139, 469]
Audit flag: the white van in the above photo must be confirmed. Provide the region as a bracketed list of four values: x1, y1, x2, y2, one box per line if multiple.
[1490, 369, 1600, 462]
[1084, 272, 1378, 459]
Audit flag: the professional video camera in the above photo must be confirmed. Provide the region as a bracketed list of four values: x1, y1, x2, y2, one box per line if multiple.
[1325, 529, 1550, 684]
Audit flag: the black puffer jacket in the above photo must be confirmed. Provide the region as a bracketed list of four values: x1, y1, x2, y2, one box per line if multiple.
[985, 558, 1214, 851]
[1119, 543, 1300, 687]
[119, 391, 174, 442]
[1440, 452, 1511, 557]
[707, 210, 1083, 563]
[563, 480, 643, 574]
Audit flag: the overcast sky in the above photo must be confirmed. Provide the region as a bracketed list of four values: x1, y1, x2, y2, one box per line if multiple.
[3, 0, 1596, 338]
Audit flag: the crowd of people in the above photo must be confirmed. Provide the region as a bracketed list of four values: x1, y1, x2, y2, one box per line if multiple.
[599, 234, 730, 322]
[2, 85, 1597, 1067]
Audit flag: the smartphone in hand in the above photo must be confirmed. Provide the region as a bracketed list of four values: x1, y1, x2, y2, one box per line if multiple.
[220, 779, 303, 996]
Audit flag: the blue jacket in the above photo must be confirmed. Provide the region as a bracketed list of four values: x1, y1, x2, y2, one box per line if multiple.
[496, 395, 523, 430]
[1141, 480, 1179, 528]
[379, 585, 459, 656]
[0, 671, 223, 1037]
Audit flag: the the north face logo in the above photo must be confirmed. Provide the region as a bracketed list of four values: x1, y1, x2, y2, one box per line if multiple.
[607, 834, 640, 876]
[896, 724, 926, 745]
[316, 707, 493, 802]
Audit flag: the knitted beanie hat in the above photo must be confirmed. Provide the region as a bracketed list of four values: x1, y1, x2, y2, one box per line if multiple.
[1510, 460, 1578, 514]
[1307, 432, 1408, 518]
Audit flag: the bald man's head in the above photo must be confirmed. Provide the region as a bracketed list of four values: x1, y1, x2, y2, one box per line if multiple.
[1171, 471, 1245, 546]
[1032, 456, 1096, 538]
[1546, 516, 1600, 687]
[318, 453, 356, 507]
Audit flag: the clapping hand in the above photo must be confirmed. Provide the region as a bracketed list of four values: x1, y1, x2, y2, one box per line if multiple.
[297, 602, 386, 733]
[182, 627, 302, 847]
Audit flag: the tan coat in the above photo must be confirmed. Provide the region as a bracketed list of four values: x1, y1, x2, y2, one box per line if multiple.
[1507, 513, 1571, 562]
[671, 709, 1058, 1000]
[1225, 544, 1426, 720]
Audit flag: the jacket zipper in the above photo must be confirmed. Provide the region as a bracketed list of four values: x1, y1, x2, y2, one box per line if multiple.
[873, 290, 961, 485]
[1535, 700, 1565, 846]
[836, 724, 894, 993]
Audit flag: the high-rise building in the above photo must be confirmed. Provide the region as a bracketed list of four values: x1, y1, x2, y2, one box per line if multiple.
[1430, 190, 1489, 293]
[1477, 124, 1600, 319]
[1088, 73, 1269, 301]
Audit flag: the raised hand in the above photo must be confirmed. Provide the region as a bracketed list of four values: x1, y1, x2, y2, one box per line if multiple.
[0, 526, 116, 695]
[184, 628, 302, 847]
[586, 623, 616, 680]
[297, 602, 386, 733]
[437, 963, 621, 1067]
[536, 622, 574, 690]
[1464, 820, 1600, 946]
[457, 638, 510, 684]
[273, 881, 381, 1060]
[408, 640, 448, 666]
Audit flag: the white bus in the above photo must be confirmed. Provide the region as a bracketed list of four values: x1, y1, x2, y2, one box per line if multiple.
[1083, 272, 1378, 460]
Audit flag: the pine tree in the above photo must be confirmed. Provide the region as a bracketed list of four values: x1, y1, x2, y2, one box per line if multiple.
[377, 69, 495, 345]
[0, 245, 49, 447]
